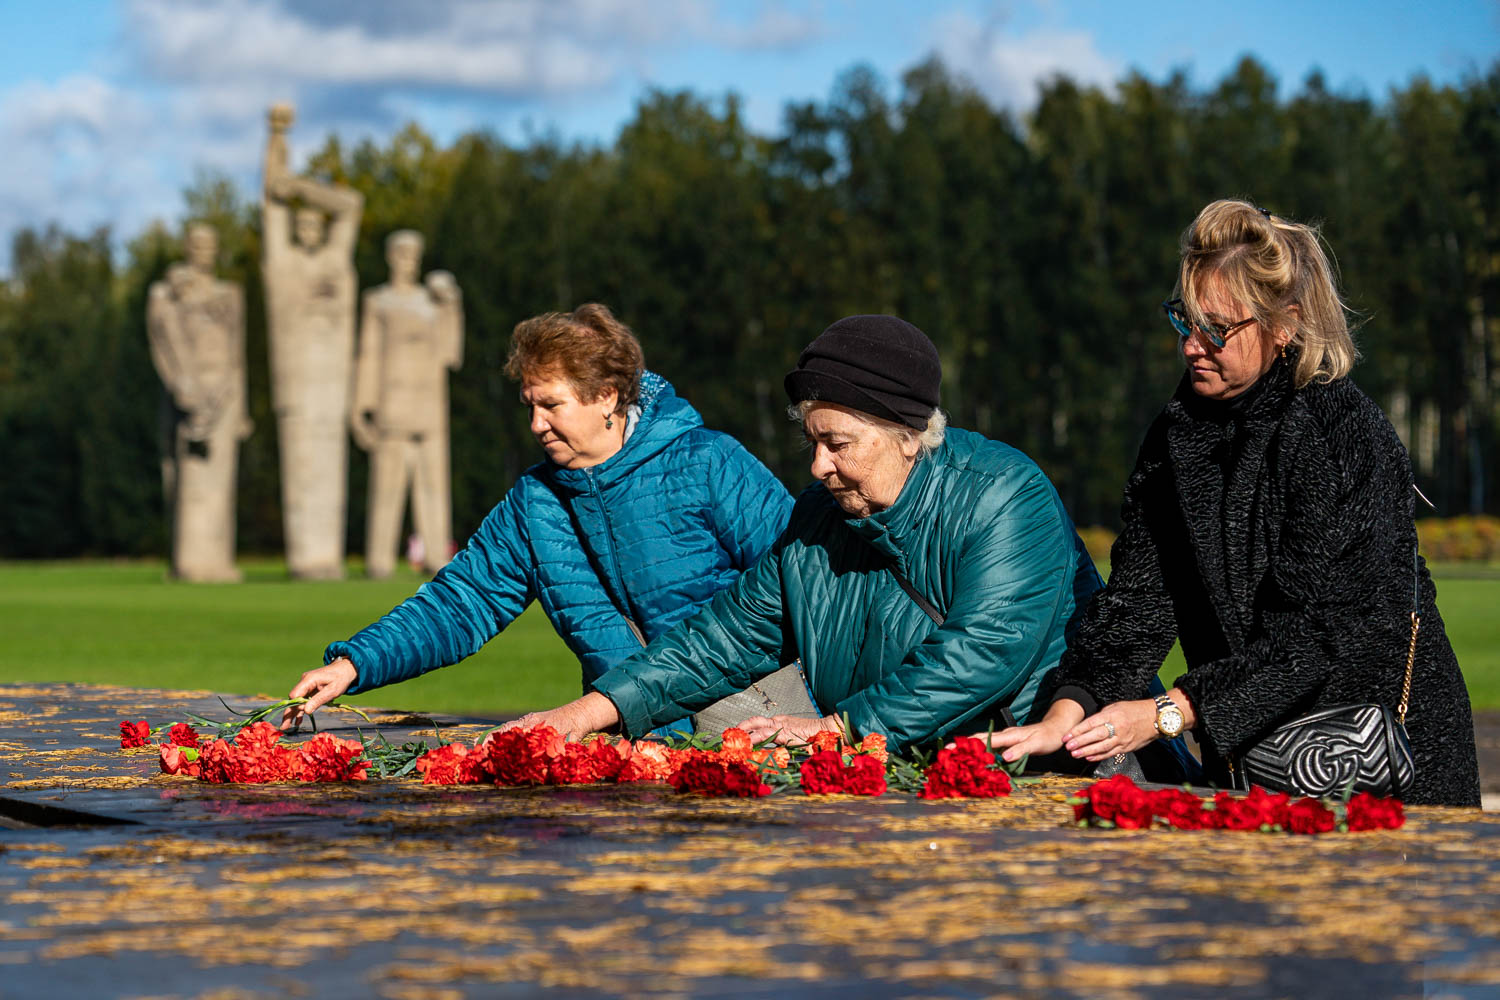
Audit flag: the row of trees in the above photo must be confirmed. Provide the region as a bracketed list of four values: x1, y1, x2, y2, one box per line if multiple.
[1, 56, 1496, 558]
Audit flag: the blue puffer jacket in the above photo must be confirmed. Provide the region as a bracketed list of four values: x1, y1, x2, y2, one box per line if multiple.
[328, 373, 794, 695]
[593, 428, 1104, 754]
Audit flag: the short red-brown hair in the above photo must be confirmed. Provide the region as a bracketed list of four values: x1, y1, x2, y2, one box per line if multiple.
[504, 303, 644, 413]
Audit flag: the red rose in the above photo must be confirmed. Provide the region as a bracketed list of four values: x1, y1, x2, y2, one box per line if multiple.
[119, 719, 151, 749]
[1346, 792, 1405, 831]
[166, 723, 201, 749]
[1286, 797, 1337, 835]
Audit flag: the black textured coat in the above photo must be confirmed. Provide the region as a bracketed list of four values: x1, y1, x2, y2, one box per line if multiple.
[1052, 355, 1481, 807]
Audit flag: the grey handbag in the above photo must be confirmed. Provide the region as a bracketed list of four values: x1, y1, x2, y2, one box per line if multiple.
[692, 662, 821, 736]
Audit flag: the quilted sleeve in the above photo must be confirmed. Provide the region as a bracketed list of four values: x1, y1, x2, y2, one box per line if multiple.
[590, 517, 794, 738]
[326, 484, 537, 694]
[704, 432, 794, 569]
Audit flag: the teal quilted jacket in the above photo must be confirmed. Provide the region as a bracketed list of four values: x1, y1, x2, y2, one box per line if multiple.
[592, 428, 1103, 753]
[328, 373, 793, 694]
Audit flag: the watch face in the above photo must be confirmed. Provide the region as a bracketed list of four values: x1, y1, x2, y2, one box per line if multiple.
[1159, 707, 1185, 736]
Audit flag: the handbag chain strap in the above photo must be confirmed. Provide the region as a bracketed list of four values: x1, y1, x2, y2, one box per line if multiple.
[1398, 539, 1422, 726]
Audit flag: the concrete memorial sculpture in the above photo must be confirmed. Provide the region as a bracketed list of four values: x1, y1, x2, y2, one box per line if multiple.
[261, 102, 364, 579]
[146, 223, 253, 582]
[351, 230, 464, 577]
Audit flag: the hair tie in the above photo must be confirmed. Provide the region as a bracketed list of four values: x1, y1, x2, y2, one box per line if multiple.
[1258, 206, 1272, 219]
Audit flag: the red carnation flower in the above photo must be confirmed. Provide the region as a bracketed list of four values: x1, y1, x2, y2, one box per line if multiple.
[414, 741, 488, 785]
[483, 726, 564, 786]
[799, 750, 887, 796]
[920, 739, 1013, 800]
[1148, 788, 1213, 830]
[119, 719, 151, 749]
[669, 755, 770, 797]
[719, 728, 754, 763]
[296, 733, 369, 782]
[547, 742, 601, 785]
[166, 723, 201, 749]
[158, 743, 201, 778]
[1286, 797, 1337, 835]
[617, 740, 675, 783]
[807, 731, 842, 754]
[584, 737, 628, 781]
[1345, 792, 1405, 831]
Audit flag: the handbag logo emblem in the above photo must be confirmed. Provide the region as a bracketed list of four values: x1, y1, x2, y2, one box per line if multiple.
[1290, 736, 1361, 795]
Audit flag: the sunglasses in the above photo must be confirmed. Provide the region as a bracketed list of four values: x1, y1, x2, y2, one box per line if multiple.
[1162, 299, 1255, 349]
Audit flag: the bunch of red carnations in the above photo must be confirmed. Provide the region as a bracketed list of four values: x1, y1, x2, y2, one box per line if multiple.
[916, 736, 1013, 800]
[1069, 774, 1404, 833]
[797, 730, 889, 796]
[154, 721, 371, 783]
[413, 725, 788, 796]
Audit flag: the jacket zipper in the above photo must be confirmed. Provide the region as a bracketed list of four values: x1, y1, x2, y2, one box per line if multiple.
[586, 468, 645, 644]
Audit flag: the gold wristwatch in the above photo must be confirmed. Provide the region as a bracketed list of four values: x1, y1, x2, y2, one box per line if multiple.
[1154, 693, 1185, 739]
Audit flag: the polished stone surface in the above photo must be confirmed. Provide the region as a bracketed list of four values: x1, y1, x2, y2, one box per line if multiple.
[3, 682, 1500, 999]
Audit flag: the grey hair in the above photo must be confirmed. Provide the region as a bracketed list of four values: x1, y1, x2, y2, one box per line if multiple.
[788, 400, 947, 458]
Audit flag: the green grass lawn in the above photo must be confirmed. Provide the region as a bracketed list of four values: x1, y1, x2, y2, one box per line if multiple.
[2, 559, 1497, 717]
[0, 559, 579, 717]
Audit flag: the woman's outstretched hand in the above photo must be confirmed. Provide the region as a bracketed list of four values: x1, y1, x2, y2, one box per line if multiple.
[965, 698, 1087, 763]
[737, 713, 841, 746]
[280, 657, 358, 731]
[488, 692, 621, 743]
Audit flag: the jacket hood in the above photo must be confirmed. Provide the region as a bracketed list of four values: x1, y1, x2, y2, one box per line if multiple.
[545, 371, 704, 493]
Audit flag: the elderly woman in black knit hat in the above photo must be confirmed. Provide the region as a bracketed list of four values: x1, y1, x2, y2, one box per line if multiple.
[505, 315, 1103, 755]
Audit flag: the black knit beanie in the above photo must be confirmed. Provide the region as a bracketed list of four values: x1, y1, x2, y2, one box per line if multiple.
[784, 315, 942, 430]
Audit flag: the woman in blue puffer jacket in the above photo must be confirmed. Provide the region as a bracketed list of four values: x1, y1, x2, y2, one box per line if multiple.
[280, 303, 793, 731]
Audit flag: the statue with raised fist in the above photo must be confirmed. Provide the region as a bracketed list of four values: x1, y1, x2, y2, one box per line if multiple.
[352, 230, 464, 577]
[261, 102, 364, 579]
[146, 223, 252, 582]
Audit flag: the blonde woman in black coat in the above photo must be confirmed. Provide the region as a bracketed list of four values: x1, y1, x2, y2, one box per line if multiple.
[985, 199, 1480, 807]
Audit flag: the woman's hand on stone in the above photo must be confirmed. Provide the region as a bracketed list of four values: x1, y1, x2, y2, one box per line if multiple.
[280, 658, 358, 731]
[737, 713, 841, 746]
[489, 692, 620, 743]
[1066, 699, 1159, 761]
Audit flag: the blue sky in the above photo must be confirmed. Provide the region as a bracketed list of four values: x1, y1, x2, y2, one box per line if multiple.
[2, 0, 1496, 271]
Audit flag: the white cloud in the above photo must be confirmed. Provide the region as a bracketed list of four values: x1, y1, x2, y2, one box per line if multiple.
[0, 0, 829, 271]
[928, 8, 1119, 110]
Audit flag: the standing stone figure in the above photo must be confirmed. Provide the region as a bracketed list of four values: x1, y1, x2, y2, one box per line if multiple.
[261, 102, 364, 579]
[146, 223, 253, 582]
[352, 231, 464, 577]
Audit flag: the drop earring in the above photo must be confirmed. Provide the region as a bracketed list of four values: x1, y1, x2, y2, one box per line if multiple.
[1280, 343, 1288, 359]
[605, 414, 614, 429]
